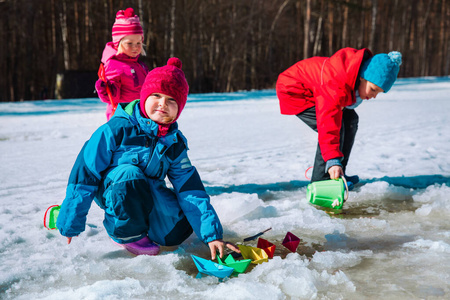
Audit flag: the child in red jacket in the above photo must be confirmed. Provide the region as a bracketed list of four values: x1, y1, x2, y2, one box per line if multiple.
[276, 48, 402, 186]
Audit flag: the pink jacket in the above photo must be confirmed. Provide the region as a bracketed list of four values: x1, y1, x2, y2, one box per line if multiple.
[96, 42, 149, 120]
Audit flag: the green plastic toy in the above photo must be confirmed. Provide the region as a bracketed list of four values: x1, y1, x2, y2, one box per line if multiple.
[44, 205, 60, 230]
[306, 177, 349, 210]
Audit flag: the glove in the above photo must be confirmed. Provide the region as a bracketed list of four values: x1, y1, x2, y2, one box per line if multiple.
[95, 79, 110, 103]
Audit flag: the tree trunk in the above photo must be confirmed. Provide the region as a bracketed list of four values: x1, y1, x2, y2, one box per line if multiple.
[303, 0, 311, 59]
[389, 0, 398, 50]
[60, 0, 70, 70]
[369, 0, 377, 51]
[437, 0, 445, 75]
[51, 0, 57, 54]
[327, 1, 334, 54]
[266, 0, 291, 59]
[342, 0, 349, 48]
[74, 2, 81, 69]
[170, 0, 176, 57]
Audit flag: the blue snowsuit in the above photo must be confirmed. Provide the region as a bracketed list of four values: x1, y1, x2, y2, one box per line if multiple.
[56, 100, 223, 246]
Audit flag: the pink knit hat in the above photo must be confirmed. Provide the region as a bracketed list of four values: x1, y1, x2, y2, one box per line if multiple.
[112, 8, 144, 48]
[140, 57, 189, 122]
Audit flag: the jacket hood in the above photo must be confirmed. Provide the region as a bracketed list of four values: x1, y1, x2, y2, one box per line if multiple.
[326, 48, 373, 91]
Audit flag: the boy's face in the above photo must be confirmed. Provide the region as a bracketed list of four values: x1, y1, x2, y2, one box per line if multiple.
[359, 78, 384, 100]
[145, 93, 178, 124]
[117, 34, 143, 58]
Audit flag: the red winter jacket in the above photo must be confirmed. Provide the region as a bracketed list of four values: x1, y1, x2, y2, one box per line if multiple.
[276, 48, 372, 162]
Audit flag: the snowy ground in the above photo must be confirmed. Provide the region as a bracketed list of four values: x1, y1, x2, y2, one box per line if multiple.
[1, 77, 449, 299]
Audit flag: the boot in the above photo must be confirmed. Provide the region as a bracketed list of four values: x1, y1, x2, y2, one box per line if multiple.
[116, 236, 160, 256]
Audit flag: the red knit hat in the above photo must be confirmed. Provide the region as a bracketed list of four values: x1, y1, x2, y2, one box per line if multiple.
[140, 57, 189, 122]
[112, 8, 143, 48]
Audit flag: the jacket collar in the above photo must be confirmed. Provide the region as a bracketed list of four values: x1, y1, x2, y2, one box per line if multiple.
[119, 100, 179, 146]
[101, 42, 140, 64]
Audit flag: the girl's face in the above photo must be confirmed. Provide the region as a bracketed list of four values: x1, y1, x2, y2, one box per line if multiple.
[358, 78, 384, 100]
[117, 34, 143, 57]
[145, 93, 178, 124]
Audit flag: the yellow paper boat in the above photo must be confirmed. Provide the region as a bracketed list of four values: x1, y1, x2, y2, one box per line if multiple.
[238, 244, 269, 264]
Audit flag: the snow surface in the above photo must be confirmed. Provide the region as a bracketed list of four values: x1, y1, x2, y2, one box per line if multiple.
[1, 77, 449, 299]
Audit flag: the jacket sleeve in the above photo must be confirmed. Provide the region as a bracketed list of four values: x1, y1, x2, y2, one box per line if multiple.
[103, 63, 122, 104]
[166, 145, 223, 244]
[95, 79, 111, 104]
[314, 82, 347, 162]
[56, 124, 116, 237]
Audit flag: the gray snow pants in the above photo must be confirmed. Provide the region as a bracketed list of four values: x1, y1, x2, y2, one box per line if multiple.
[297, 107, 358, 182]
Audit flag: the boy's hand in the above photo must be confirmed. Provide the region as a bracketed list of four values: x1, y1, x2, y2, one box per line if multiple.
[208, 239, 240, 260]
[328, 165, 344, 180]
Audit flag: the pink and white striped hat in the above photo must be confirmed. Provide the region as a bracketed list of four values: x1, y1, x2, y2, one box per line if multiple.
[112, 8, 143, 48]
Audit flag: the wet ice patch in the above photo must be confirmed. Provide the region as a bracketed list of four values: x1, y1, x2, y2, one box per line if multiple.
[233, 255, 355, 299]
[352, 181, 413, 202]
[403, 239, 450, 253]
[413, 184, 450, 216]
[210, 192, 270, 224]
[310, 250, 369, 270]
[37, 277, 147, 300]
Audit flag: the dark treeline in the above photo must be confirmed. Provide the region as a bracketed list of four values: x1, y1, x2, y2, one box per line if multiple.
[0, 0, 449, 102]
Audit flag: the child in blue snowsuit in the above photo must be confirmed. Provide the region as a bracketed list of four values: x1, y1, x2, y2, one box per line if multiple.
[57, 58, 240, 258]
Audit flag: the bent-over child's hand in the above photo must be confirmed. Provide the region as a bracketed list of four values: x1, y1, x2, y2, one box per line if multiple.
[208, 239, 240, 260]
[66, 236, 78, 244]
[328, 165, 344, 180]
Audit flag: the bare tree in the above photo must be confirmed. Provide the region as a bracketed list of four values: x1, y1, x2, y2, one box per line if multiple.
[303, 0, 311, 59]
[59, 0, 70, 71]
[0, 0, 449, 102]
[368, 0, 377, 51]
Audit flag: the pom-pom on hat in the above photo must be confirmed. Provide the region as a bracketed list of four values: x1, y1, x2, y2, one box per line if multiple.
[360, 51, 402, 92]
[139, 57, 189, 122]
[112, 8, 144, 48]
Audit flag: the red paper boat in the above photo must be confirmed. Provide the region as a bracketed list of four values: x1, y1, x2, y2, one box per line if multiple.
[282, 232, 300, 252]
[257, 238, 276, 259]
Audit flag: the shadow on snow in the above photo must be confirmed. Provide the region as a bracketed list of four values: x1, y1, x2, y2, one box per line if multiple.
[205, 174, 450, 197]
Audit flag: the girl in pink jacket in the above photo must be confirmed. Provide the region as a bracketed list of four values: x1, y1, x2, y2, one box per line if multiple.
[95, 8, 149, 120]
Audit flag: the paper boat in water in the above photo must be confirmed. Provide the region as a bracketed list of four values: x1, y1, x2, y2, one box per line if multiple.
[238, 244, 269, 264]
[191, 255, 234, 279]
[217, 254, 252, 274]
[257, 238, 276, 258]
[282, 231, 301, 252]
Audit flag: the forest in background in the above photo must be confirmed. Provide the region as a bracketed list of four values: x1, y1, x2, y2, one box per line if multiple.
[0, 0, 449, 102]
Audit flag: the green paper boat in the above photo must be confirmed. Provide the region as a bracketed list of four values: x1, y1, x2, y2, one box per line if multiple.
[217, 254, 252, 274]
[238, 244, 269, 264]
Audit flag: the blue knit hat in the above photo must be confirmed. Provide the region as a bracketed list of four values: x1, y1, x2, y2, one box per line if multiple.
[360, 51, 402, 92]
